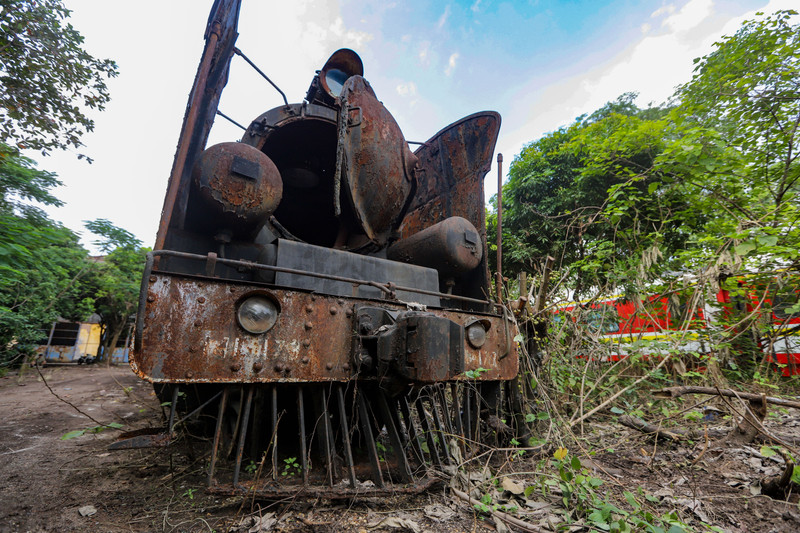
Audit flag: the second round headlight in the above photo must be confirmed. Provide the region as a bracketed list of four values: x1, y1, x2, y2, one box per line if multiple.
[237, 295, 279, 334]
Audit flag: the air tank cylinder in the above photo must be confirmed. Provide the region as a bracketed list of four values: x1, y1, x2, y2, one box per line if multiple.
[387, 216, 483, 276]
[192, 142, 283, 234]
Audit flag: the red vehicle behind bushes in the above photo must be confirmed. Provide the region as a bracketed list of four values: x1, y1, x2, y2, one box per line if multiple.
[555, 275, 800, 376]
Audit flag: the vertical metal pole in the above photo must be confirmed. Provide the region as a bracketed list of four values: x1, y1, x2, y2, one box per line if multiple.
[496, 153, 504, 301]
[168, 386, 180, 433]
[44, 321, 56, 362]
[336, 385, 358, 487]
[271, 386, 278, 480]
[297, 387, 309, 485]
[232, 386, 254, 486]
[207, 387, 229, 486]
[358, 392, 384, 487]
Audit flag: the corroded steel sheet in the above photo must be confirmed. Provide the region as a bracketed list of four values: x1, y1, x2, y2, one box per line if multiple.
[341, 75, 418, 246]
[131, 273, 517, 383]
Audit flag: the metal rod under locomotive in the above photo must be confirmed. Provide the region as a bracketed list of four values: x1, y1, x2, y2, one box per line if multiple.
[124, 0, 519, 496]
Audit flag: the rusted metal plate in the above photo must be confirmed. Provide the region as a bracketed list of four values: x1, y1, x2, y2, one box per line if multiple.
[131, 273, 517, 383]
[193, 142, 282, 234]
[156, 0, 241, 251]
[401, 112, 501, 305]
[341, 75, 418, 246]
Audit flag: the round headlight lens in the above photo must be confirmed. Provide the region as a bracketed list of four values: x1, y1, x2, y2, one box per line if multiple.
[237, 296, 279, 334]
[466, 322, 487, 348]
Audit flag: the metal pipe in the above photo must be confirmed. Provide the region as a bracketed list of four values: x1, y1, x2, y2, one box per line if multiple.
[147, 249, 496, 308]
[496, 153, 503, 301]
[233, 47, 289, 106]
[216, 109, 247, 130]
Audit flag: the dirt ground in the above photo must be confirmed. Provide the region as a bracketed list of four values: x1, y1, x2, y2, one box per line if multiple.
[1, 365, 800, 532]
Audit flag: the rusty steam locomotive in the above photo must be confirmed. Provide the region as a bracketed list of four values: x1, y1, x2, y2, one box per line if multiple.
[122, 0, 520, 497]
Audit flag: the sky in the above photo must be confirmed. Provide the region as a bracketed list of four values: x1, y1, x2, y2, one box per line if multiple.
[30, 0, 796, 252]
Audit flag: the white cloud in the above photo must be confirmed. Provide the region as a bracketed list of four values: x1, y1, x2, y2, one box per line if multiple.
[437, 5, 451, 30]
[651, 4, 676, 19]
[661, 0, 713, 33]
[445, 52, 459, 76]
[641, 23, 651, 34]
[418, 41, 431, 66]
[396, 81, 417, 97]
[471, 0, 482, 14]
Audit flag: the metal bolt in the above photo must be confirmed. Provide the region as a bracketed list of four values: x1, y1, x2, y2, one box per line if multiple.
[188, 347, 195, 353]
[326, 362, 333, 370]
[310, 295, 317, 301]
[198, 297, 206, 304]
[302, 339, 310, 348]
[305, 305, 313, 313]
[345, 309, 353, 318]
[337, 299, 344, 306]
[304, 322, 313, 330]
[194, 320, 201, 327]
[253, 362, 263, 372]
[329, 306, 338, 315]
[274, 364, 284, 373]
[301, 356, 310, 364]
[230, 363, 241, 372]
[343, 363, 350, 371]
[229, 287, 236, 293]
[147, 295, 155, 302]
[186, 371, 194, 379]
[149, 276, 157, 282]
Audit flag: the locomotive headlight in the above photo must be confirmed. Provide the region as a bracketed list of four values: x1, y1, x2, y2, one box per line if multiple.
[466, 321, 487, 349]
[237, 295, 279, 334]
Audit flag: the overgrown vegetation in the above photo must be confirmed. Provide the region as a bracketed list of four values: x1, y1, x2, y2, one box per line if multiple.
[0, 1, 140, 368]
[478, 10, 800, 531]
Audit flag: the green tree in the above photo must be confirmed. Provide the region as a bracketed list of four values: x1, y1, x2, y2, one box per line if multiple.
[84, 219, 148, 364]
[498, 95, 679, 292]
[0, 145, 93, 365]
[0, 0, 118, 154]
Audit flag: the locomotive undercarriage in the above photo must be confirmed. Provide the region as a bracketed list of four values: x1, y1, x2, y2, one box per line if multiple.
[120, 248, 518, 497]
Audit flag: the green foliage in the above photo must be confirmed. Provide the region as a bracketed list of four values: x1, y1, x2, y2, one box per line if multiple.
[60, 421, 123, 440]
[536, 448, 694, 532]
[0, 144, 94, 365]
[0, 0, 118, 154]
[282, 457, 301, 476]
[503, 10, 800, 382]
[83, 219, 148, 362]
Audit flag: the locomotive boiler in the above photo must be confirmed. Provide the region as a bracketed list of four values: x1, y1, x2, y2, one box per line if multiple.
[121, 0, 520, 497]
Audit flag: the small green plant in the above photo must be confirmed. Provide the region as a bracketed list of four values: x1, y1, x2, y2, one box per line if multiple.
[61, 422, 123, 440]
[183, 487, 196, 500]
[464, 367, 489, 379]
[376, 440, 387, 461]
[244, 460, 258, 474]
[282, 457, 301, 476]
[537, 447, 695, 532]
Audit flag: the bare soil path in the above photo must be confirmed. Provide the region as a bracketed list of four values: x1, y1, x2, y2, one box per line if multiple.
[2, 365, 800, 532]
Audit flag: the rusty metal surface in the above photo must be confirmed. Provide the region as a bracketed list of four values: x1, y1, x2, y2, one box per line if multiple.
[387, 216, 483, 276]
[193, 142, 282, 232]
[131, 272, 517, 384]
[402, 111, 501, 304]
[341, 75, 418, 246]
[155, 0, 241, 251]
